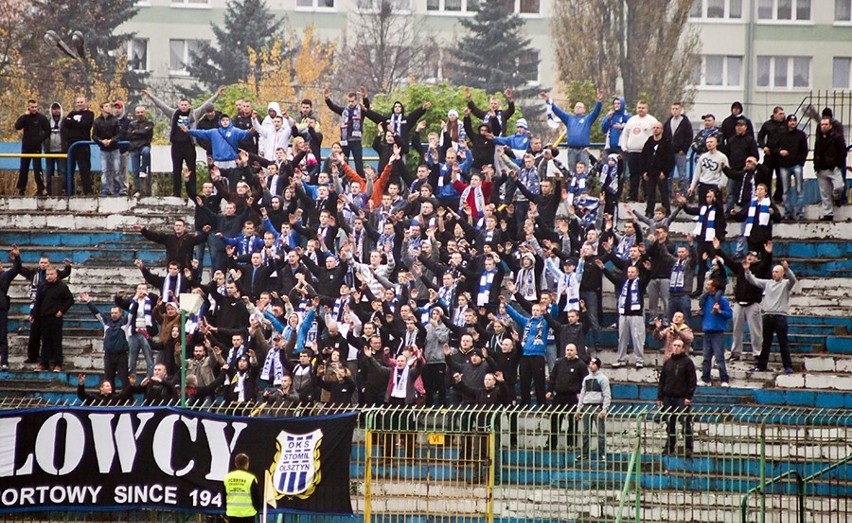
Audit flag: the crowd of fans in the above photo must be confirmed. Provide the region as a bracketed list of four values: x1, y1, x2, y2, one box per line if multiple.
[4, 86, 850, 458]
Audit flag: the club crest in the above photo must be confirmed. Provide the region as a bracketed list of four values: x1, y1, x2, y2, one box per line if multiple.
[268, 428, 323, 500]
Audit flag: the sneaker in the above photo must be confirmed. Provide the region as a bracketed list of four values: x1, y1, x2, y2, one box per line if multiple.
[784, 367, 794, 374]
[635, 361, 644, 368]
[728, 353, 741, 362]
[721, 382, 730, 388]
[607, 323, 617, 329]
[52, 366, 62, 373]
[819, 215, 834, 222]
[697, 380, 710, 387]
[611, 361, 626, 368]
[685, 450, 693, 458]
[35, 364, 48, 371]
[0, 364, 8, 371]
[750, 366, 768, 372]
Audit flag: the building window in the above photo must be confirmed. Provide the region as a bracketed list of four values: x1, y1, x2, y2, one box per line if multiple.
[169, 39, 204, 74]
[837, 0, 852, 22]
[128, 39, 148, 71]
[296, 0, 335, 9]
[833, 58, 851, 88]
[517, 49, 539, 83]
[427, 0, 470, 12]
[517, 0, 540, 14]
[690, 0, 742, 19]
[170, 0, 210, 6]
[692, 55, 742, 87]
[758, 0, 811, 21]
[756, 55, 811, 88]
[357, 0, 410, 10]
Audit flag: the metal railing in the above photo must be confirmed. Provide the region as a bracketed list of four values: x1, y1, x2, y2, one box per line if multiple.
[1, 400, 851, 522]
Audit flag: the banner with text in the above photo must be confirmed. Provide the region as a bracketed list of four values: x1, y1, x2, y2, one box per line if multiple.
[0, 407, 357, 514]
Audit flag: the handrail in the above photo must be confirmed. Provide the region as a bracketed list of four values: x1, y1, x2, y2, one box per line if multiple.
[65, 140, 130, 196]
[614, 406, 649, 523]
[740, 453, 852, 523]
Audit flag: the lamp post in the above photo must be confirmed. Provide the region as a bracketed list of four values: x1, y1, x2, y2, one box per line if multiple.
[178, 293, 205, 407]
[44, 30, 91, 96]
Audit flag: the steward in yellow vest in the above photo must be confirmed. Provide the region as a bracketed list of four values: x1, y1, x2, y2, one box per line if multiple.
[223, 453, 259, 522]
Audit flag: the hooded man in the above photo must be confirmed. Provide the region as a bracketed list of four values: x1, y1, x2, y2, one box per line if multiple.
[185, 114, 252, 178]
[42, 102, 65, 195]
[601, 97, 631, 153]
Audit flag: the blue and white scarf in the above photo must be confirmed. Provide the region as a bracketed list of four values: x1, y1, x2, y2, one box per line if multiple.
[743, 197, 770, 237]
[670, 259, 686, 293]
[617, 278, 642, 315]
[438, 283, 455, 307]
[545, 101, 561, 130]
[476, 269, 497, 306]
[693, 205, 716, 242]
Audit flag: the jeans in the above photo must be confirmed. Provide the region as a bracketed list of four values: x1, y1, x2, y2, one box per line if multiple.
[780, 165, 803, 218]
[207, 234, 227, 273]
[816, 168, 844, 216]
[662, 397, 692, 453]
[545, 341, 557, 373]
[580, 291, 601, 349]
[670, 152, 689, 197]
[701, 330, 728, 383]
[758, 314, 792, 370]
[566, 147, 590, 172]
[128, 333, 154, 378]
[581, 405, 606, 459]
[667, 294, 691, 323]
[131, 146, 152, 196]
[647, 279, 670, 319]
[100, 149, 121, 196]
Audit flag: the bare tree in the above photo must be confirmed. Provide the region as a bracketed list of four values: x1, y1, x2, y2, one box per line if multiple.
[551, 0, 700, 113]
[334, 0, 433, 94]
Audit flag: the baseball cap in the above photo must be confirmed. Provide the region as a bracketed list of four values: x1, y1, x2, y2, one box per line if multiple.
[701, 114, 715, 120]
[589, 357, 602, 367]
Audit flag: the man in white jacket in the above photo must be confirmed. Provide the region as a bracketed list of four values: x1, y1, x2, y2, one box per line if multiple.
[252, 110, 294, 162]
[619, 100, 659, 202]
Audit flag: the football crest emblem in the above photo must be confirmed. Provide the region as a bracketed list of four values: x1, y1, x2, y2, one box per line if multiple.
[267, 429, 323, 500]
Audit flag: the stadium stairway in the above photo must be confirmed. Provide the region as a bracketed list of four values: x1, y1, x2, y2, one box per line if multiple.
[0, 196, 849, 408]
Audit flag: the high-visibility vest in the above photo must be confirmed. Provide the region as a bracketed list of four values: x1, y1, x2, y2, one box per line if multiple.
[224, 468, 257, 517]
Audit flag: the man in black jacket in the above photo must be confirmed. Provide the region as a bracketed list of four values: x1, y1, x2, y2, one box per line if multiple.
[62, 95, 95, 195]
[14, 99, 50, 196]
[757, 106, 787, 203]
[662, 102, 693, 197]
[128, 105, 155, 197]
[546, 344, 588, 449]
[135, 219, 209, 271]
[31, 267, 75, 372]
[724, 118, 760, 210]
[777, 115, 809, 221]
[657, 339, 696, 457]
[641, 121, 674, 216]
[93, 101, 122, 196]
[813, 116, 848, 221]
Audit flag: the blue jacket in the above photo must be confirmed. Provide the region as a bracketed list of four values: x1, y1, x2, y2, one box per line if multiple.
[493, 132, 531, 153]
[700, 294, 732, 333]
[550, 100, 602, 148]
[506, 304, 548, 357]
[188, 124, 251, 162]
[600, 97, 631, 149]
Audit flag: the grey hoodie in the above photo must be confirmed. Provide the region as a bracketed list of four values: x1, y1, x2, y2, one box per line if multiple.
[578, 370, 612, 412]
[43, 102, 64, 152]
